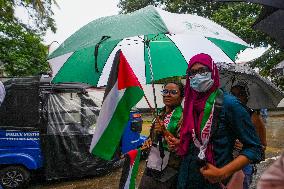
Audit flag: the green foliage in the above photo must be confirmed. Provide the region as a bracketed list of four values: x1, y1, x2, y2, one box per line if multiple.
[0, 20, 49, 76]
[118, 0, 284, 90]
[118, 0, 221, 17]
[250, 47, 284, 90]
[0, 0, 15, 22]
[165, 0, 221, 18]
[118, 0, 163, 13]
[0, 0, 57, 34]
[0, 0, 57, 76]
[210, 3, 267, 47]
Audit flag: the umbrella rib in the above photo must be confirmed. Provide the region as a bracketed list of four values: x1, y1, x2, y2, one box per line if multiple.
[52, 52, 75, 84]
[96, 41, 123, 87]
[165, 34, 188, 69]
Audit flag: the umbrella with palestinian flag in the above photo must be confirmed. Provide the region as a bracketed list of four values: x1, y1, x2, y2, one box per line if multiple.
[89, 50, 144, 160]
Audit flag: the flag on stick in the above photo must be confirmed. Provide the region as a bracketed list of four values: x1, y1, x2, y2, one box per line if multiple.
[119, 149, 141, 189]
[89, 50, 144, 160]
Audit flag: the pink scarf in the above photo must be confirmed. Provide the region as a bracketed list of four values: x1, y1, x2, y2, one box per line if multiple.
[178, 53, 220, 163]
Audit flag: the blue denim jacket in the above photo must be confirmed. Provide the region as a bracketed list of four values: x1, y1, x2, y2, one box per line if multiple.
[213, 92, 262, 168]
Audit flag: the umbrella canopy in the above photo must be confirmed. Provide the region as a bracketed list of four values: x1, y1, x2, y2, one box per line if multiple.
[253, 8, 284, 48]
[48, 6, 249, 86]
[217, 62, 284, 109]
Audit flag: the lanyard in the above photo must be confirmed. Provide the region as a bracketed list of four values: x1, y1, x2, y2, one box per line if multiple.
[192, 90, 219, 160]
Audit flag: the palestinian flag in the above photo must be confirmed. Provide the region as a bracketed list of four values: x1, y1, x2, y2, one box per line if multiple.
[119, 149, 141, 189]
[89, 50, 144, 160]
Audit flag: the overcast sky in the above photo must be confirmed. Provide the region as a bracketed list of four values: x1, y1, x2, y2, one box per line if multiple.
[16, 0, 267, 62]
[44, 0, 120, 49]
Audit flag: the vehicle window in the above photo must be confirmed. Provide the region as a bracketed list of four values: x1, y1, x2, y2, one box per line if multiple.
[47, 92, 101, 135]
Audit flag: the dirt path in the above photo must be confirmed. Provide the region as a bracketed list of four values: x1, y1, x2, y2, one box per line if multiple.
[30, 161, 146, 189]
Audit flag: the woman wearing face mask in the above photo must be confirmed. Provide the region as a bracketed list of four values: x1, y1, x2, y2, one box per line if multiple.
[139, 82, 184, 189]
[175, 53, 262, 189]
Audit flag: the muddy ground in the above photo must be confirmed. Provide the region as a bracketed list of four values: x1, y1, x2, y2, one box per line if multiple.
[30, 112, 284, 189]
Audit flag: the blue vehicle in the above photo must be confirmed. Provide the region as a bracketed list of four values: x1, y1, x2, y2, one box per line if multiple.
[121, 111, 147, 154]
[0, 76, 146, 188]
[0, 129, 42, 188]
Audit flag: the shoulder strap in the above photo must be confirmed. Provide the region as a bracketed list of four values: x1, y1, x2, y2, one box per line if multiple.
[211, 89, 224, 138]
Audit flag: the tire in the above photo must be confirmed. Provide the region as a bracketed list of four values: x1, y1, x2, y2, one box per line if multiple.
[0, 166, 30, 189]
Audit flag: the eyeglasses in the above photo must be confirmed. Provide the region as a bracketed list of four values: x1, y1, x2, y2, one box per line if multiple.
[188, 67, 210, 78]
[161, 89, 178, 96]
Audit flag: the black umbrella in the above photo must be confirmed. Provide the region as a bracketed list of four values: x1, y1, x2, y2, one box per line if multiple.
[216, 62, 284, 109]
[253, 8, 284, 48]
[215, 0, 284, 48]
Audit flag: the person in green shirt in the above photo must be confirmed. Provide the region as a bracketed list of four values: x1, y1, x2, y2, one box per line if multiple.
[139, 81, 184, 189]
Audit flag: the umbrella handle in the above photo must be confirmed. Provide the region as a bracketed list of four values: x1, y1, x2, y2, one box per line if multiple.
[94, 36, 111, 72]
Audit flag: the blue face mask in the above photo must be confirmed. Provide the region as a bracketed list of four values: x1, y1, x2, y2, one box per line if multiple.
[190, 72, 214, 92]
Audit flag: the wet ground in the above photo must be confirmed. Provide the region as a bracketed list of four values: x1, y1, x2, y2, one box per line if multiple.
[30, 112, 284, 189]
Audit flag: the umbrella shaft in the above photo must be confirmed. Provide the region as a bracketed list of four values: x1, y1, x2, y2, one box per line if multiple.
[146, 44, 158, 115]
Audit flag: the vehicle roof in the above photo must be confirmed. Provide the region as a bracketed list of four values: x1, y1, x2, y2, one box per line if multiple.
[0, 75, 103, 93]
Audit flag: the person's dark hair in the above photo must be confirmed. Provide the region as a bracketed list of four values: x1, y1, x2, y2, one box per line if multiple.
[163, 81, 185, 97]
[231, 82, 250, 98]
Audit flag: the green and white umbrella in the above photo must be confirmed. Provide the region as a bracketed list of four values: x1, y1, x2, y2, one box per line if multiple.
[48, 5, 249, 86]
